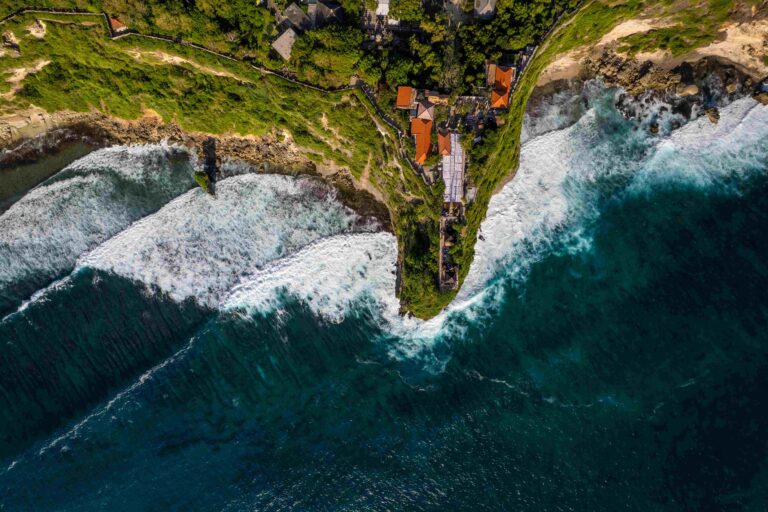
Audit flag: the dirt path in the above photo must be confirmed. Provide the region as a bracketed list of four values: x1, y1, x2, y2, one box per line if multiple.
[125, 48, 252, 82]
[358, 152, 388, 205]
[1, 59, 50, 99]
[26, 18, 44, 38]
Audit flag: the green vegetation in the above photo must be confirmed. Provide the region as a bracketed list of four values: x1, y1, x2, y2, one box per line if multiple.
[389, 0, 424, 22]
[619, 0, 734, 56]
[454, 0, 647, 289]
[0, 13, 381, 173]
[193, 171, 210, 192]
[290, 25, 364, 88]
[457, 0, 581, 88]
[0, 0, 278, 58]
[0, 12, 452, 316]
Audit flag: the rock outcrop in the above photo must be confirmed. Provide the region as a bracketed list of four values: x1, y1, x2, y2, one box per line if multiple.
[754, 80, 768, 105]
[584, 50, 681, 96]
[584, 49, 758, 101]
[2, 31, 19, 50]
[705, 107, 720, 124]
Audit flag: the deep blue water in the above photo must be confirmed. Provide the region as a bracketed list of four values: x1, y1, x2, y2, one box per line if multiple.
[1, 90, 768, 511]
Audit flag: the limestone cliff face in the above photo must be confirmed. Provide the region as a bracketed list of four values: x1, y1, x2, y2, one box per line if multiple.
[0, 109, 308, 171]
[583, 50, 682, 96]
[583, 49, 759, 99]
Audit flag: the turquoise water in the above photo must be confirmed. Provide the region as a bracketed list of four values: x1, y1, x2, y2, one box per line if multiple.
[1, 88, 768, 510]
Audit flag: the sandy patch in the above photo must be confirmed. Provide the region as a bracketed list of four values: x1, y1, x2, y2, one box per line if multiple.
[125, 49, 251, 82]
[537, 48, 585, 85]
[693, 19, 768, 76]
[2, 60, 51, 99]
[539, 14, 768, 87]
[27, 19, 46, 39]
[319, 112, 349, 144]
[619, 19, 768, 75]
[597, 18, 673, 46]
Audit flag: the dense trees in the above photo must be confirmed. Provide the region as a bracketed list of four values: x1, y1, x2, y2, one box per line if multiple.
[291, 25, 365, 87]
[389, 0, 425, 22]
[1, 0, 578, 90]
[365, 0, 579, 92]
[457, 0, 579, 88]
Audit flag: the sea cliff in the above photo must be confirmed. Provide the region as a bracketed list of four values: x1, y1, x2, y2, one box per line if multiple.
[0, 109, 391, 229]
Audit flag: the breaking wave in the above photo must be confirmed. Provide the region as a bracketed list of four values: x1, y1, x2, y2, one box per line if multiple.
[80, 174, 367, 307]
[0, 144, 194, 311]
[458, 95, 768, 313]
[222, 231, 398, 323]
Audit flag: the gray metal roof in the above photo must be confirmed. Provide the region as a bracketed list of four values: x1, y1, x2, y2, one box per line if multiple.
[272, 28, 297, 60]
[441, 132, 465, 203]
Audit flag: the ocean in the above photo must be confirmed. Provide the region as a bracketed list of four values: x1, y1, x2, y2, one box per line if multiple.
[1, 84, 768, 511]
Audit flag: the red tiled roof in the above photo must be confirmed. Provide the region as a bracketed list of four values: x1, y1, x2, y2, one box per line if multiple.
[490, 66, 514, 109]
[396, 86, 414, 109]
[109, 18, 127, 32]
[411, 118, 433, 164]
[437, 131, 451, 156]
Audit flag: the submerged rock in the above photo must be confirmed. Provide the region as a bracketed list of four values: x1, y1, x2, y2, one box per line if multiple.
[676, 84, 700, 97]
[705, 107, 720, 124]
[754, 80, 768, 105]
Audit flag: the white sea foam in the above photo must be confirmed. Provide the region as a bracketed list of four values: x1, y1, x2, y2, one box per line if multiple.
[0, 144, 193, 293]
[459, 98, 768, 311]
[521, 85, 588, 143]
[80, 174, 364, 307]
[632, 98, 768, 191]
[212, 96, 768, 354]
[222, 232, 399, 323]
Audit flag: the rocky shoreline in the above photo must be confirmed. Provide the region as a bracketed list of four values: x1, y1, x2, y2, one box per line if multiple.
[529, 50, 768, 138]
[0, 110, 392, 230]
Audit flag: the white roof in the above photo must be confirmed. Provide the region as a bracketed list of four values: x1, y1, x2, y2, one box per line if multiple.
[375, 0, 389, 16]
[474, 0, 495, 16]
[441, 132, 465, 203]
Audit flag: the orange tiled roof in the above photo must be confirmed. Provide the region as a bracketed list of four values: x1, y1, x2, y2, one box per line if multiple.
[396, 86, 415, 109]
[437, 131, 451, 156]
[411, 118, 433, 164]
[109, 18, 127, 31]
[490, 66, 513, 109]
